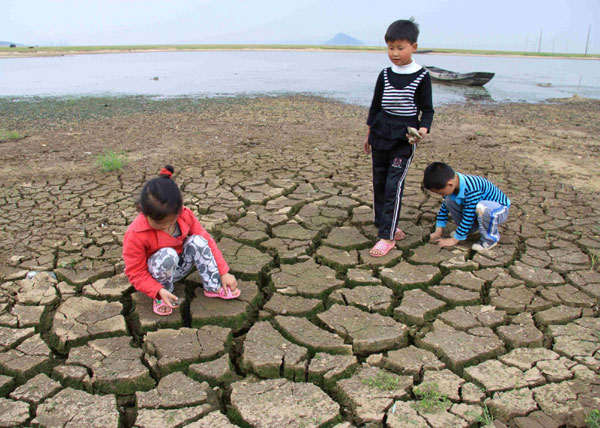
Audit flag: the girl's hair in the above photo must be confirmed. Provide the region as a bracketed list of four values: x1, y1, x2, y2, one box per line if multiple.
[423, 162, 455, 190]
[138, 165, 182, 220]
[385, 18, 420, 44]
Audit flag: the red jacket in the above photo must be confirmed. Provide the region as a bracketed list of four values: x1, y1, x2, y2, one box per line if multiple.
[122, 207, 229, 299]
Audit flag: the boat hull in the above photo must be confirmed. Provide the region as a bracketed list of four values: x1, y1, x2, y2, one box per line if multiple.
[425, 66, 495, 86]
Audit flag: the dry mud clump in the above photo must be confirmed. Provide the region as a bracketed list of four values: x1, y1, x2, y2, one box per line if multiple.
[0, 95, 599, 427]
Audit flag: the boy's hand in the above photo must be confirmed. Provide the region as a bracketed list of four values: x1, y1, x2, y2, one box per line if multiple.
[221, 273, 238, 292]
[418, 127, 428, 138]
[437, 237, 459, 248]
[157, 288, 177, 308]
[429, 227, 443, 242]
[363, 137, 371, 154]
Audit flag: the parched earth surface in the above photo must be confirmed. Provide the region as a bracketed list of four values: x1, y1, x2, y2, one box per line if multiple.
[0, 95, 599, 428]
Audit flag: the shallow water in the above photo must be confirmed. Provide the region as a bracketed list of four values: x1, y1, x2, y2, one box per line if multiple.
[1, 50, 599, 105]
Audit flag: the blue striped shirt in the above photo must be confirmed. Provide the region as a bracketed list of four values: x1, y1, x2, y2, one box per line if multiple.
[436, 172, 511, 240]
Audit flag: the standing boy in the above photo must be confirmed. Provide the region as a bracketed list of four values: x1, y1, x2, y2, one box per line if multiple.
[364, 18, 434, 257]
[423, 162, 511, 251]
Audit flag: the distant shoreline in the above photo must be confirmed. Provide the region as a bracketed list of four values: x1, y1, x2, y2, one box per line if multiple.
[1, 44, 598, 60]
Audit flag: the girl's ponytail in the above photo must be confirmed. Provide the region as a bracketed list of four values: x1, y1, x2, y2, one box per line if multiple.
[138, 165, 182, 220]
[159, 165, 174, 179]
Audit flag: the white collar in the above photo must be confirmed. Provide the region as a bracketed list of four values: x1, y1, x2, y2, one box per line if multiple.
[390, 60, 422, 74]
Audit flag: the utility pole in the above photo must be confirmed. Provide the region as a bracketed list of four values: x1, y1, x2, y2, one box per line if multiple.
[537, 28, 543, 53]
[525, 35, 529, 52]
[584, 25, 591, 56]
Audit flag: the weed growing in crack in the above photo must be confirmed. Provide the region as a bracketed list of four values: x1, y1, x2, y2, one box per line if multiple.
[471, 403, 495, 426]
[0, 129, 24, 141]
[361, 371, 403, 390]
[96, 150, 126, 172]
[412, 382, 451, 413]
[590, 253, 598, 271]
[587, 409, 600, 428]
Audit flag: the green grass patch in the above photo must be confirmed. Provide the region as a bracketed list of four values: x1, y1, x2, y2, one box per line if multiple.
[96, 150, 126, 172]
[587, 409, 600, 428]
[412, 382, 451, 413]
[0, 129, 24, 141]
[361, 370, 404, 390]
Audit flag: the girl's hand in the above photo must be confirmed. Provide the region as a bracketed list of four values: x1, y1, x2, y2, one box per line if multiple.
[221, 273, 238, 292]
[363, 137, 371, 154]
[418, 127, 428, 139]
[157, 288, 177, 308]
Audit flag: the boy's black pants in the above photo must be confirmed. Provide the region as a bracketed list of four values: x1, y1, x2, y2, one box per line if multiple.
[371, 143, 415, 240]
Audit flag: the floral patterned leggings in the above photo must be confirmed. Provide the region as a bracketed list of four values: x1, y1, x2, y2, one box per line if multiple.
[147, 235, 221, 294]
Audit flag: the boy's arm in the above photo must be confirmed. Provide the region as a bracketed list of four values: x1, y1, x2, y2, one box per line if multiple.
[436, 200, 449, 229]
[366, 71, 384, 126]
[453, 191, 481, 240]
[417, 73, 434, 132]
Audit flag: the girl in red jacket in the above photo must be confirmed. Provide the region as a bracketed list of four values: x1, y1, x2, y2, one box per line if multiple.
[123, 165, 239, 316]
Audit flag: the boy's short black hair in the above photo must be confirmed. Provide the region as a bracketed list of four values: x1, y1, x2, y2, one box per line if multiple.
[385, 18, 420, 44]
[423, 162, 455, 190]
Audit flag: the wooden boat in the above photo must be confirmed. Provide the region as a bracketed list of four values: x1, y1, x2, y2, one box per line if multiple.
[425, 66, 494, 86]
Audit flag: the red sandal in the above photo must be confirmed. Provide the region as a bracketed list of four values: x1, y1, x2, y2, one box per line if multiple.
[153, 299, 173, 316]
[394, 227, 406, 241]
[203, 286, 241, 300]
[369, 240, 396, 257]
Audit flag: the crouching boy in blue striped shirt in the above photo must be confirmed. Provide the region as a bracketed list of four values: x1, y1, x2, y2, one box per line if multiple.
[423, 162, 510, 251]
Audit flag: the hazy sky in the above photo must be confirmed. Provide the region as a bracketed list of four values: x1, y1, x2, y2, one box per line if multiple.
[4, 0, 599, 53]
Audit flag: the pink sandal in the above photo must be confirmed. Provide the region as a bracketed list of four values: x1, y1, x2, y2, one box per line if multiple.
[369, 240, 396, 257]
[153, 299, 173, 316]
[394, 227, 406, 241]
[203, 286, 241, 300]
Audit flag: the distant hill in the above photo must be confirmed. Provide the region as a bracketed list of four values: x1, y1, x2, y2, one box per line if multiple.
[324, 33, 364, 46]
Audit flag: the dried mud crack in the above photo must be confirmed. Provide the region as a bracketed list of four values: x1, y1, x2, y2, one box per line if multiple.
[0, 94, 599, 427]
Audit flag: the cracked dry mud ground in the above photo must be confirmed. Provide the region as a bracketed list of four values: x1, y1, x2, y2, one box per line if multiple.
[0, 95, 599, 428]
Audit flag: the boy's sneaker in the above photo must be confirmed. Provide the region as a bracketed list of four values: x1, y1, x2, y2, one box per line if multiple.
[472, 240, 498, 252]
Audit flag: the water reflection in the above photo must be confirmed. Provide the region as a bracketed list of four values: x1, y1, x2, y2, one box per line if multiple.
[1, 51, 599, 105]
[433, 84, 492, 102]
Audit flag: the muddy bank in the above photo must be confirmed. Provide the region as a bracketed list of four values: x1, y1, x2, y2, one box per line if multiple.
[1, 95, 599, 194]
[0, 95, 599, 427]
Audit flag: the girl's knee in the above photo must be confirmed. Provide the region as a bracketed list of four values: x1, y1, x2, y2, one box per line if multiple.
[153, 247, 179, 268]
